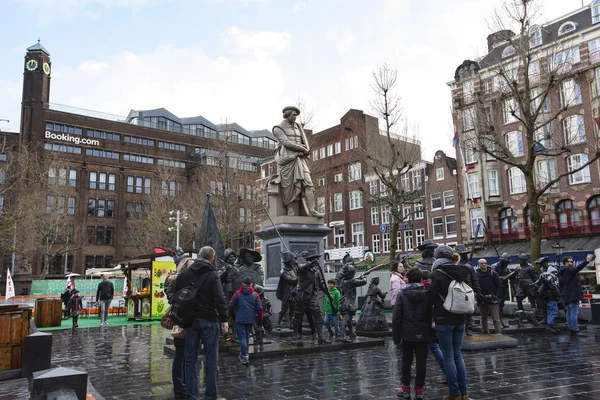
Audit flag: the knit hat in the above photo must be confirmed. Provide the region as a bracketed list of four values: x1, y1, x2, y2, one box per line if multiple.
[72, 289, 79, 294]
[434, 244, 455, 260]
[547, 266, 558, 274]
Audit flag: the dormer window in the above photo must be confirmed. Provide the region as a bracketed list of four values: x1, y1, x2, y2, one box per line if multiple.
[529, 25, 542, 48]
[502, 46, 516, 58]
[593, 0, 600, 24]
[558, 21, 577, 36]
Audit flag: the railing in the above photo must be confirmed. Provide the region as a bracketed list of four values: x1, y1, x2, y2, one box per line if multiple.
[486, 219, 600, 243]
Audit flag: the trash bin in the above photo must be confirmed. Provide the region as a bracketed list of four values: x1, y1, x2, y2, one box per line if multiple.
[0, 304, 32, 371]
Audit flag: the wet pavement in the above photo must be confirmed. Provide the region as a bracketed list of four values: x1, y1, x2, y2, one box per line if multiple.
[1, 324, 600, 399]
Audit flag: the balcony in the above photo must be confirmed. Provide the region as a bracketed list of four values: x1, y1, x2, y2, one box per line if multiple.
[485, 219, 600, 243]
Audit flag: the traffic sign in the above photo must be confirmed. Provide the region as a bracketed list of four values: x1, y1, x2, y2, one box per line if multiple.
[379, 225, 387, 233]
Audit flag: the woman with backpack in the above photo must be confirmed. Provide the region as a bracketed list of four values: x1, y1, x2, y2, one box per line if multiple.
[427, 245, 471, 400]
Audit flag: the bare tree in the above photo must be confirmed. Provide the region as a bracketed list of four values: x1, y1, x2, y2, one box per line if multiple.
[460, 0, 600, 262]
[364, 65, 422, 261]
[296, 97, 315, 130]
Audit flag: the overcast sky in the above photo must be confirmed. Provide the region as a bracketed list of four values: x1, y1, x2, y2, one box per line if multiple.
[0, 0, 585, 159]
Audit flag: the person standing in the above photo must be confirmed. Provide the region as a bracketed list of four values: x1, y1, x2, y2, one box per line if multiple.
[68, 289, 82, 329]
[559, 254, 594, 338]
[61, 286, 72, 319]
[228, 277, 263, 365]
[393, 267, 431, 400]
[455, 244, 482, 336]
[535, 266, 561, 334]
[174, 246, 228, 400]
[165, 255, 195, 398]
[96, 275, 114, 326]
[389, 260, 406, 306]
[323, 279, 341, 340]
[476, 259, 503, 335]
[427, 245, 470, 400]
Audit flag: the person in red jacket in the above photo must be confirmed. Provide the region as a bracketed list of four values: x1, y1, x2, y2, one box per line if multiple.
[229, 277, 263, 365]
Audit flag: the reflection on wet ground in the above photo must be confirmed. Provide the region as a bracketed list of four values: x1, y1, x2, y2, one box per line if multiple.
[1, 325, 600, 399]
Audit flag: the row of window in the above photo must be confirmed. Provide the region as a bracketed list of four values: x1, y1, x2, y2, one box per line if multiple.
[317, 191, 364, 213]
[48, 168, 77, 187]
[87, 129, 120, 141]
[157, 159, 186, 168]
[158, 141, 186, 152]
[209, 181, 254, 200]
[46, 123, 83, 135]
[371, 229, 425, 253]
[312, 136, 359, 161]
[46, 196, 76, 215]
[463, 153, 591, 200]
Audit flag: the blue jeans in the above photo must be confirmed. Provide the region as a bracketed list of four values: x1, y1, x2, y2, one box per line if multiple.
[184, 319, 220, 400]
[427, 340, 445, 374]
[99, 299, 111, 323]
[323, 314, 340, 337]
[436, 324, 468, 397]
[236, 323, 253, 357]
[172, 343, 185, 393]
[547, 300, 558, 325]
[565, 302, 579, 332]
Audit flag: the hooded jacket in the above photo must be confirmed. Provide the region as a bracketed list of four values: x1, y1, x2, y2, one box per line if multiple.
[392, 283, 431, 343]
[174, 258, 228, 323]
[228, 283, 263, 325]
[427, 263, 471, 325]
[323, 287, 341, 315]
[536, 269, 561, 302]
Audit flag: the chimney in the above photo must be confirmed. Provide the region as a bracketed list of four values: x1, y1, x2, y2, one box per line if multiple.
[486, 30, 515, 52]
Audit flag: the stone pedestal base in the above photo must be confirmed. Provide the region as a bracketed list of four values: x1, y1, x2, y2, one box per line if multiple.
[256, 220, 331, 289]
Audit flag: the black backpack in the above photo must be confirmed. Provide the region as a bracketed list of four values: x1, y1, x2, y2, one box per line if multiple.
[172, 272, 209, 328]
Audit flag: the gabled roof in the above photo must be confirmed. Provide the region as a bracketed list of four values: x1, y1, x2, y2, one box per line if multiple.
[27, 40, 50, 56]
[217, 122, 251, 136]
[249, 129, 275, 140]
[181, 115, 218, 131]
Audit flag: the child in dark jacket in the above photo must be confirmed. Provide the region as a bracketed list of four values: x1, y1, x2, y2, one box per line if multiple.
[67, 289, 83, 329]
[229, 277, 263, 365]
[392, 267, 431, 400]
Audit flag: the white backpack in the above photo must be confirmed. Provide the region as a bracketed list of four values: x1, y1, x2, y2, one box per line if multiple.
[437, 270, 475, 315]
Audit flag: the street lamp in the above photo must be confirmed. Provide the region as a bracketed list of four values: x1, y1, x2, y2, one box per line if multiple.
[552, 242, 564, 265]
[168, 210, 188, 248]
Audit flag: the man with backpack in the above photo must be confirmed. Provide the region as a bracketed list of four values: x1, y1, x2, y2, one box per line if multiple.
[173, 246, 228, 400]
[427, 245, 472, 400]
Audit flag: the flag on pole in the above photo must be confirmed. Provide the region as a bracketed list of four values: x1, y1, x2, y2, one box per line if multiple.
[198, 194, 225, 268]
[452, 124, 460, 149]
[5, 269, 15, 300]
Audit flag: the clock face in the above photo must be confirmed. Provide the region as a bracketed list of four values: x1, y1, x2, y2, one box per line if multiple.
[43, 62, 50, 75]
[26, 59, 38, 71]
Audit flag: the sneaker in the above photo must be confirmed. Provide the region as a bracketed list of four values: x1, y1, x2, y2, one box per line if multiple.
[238, 353, 245, 364]
[397, 385, 411, 399]
[242, 356, 249, 365]
[414, 387, 424, 400]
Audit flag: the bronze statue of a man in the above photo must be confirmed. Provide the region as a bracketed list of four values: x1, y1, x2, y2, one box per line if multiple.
[272, 106, 324, 218]
[231, 248, 264, 290]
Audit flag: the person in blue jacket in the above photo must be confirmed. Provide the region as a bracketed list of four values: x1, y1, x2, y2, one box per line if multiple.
[229, 277, 263, 365]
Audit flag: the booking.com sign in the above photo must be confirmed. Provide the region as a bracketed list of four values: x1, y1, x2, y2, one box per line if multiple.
[45, 130, 100, 146]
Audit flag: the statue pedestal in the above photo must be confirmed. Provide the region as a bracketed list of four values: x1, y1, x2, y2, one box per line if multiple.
[256, 218, 331, 290]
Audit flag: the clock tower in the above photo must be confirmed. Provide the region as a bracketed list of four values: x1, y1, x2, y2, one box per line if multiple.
[21, 40, 51, 145]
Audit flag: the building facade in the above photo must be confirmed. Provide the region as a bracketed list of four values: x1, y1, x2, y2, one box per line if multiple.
[4, 42, 275, 291]
[448, 3, 600, 260]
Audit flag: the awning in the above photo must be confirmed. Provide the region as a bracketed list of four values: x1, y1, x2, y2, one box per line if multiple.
[329, 221, 344, 227]
[473, 236, 600, 264]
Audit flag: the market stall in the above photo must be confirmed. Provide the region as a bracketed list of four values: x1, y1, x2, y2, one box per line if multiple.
[114, 250, 196, 321]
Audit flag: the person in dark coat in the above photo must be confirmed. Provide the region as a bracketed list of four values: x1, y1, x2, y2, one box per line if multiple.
[61, 287, 72, 319]
[67, 289, 82, 329]
[559, 254, 594, 338]
[476, 259, 503, 334]
[393, 267, 431, 400]
[455, 244, 482, 336]
[164, 256, 194, 398]
[229, 277, 263, 365]
[276, 251, 298, 329]
[427, 245, 470, 400]
[174, 246, 228, 400]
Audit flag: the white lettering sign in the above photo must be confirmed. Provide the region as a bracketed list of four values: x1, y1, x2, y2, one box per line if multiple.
[45, 130, 100, 146]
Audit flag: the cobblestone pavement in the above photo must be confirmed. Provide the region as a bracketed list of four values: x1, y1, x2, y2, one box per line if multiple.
[1, 325, 600, 399]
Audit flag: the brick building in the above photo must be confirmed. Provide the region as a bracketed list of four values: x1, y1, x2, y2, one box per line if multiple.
[448, 3, 600, 261]
[3, 42, 275, 291]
